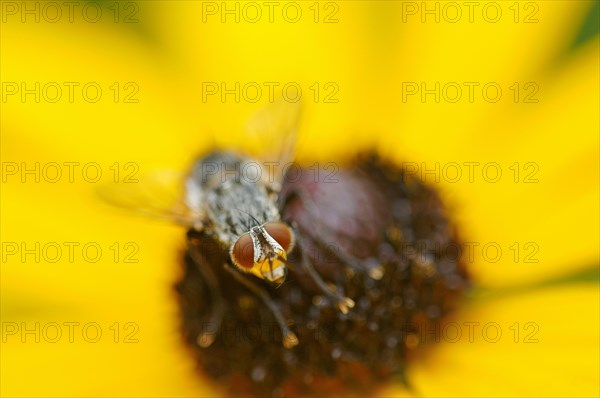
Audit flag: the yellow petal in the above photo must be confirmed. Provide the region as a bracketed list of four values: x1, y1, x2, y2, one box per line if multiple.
[2, 1, 598, 396]
[448, 39, 599, 287]
[401, 285, 600, 397]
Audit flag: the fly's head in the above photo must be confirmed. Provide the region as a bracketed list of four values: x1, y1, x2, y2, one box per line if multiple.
[230, 221, 295, 286]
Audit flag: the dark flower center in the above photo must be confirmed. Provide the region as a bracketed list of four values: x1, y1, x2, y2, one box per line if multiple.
[175, 152, 470, 397]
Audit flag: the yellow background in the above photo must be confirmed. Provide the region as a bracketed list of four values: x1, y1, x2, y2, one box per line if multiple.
[1, 1, 599, 396]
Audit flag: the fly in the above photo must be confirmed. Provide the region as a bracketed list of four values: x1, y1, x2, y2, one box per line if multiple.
[183, 149, 303, 348]
[99, 100, 353, 349]
[185, 151, 294, 286]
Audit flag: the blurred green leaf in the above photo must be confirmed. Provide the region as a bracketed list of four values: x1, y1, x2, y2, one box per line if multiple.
[471, 264, 600, 302]
[572, 0, 600, 50]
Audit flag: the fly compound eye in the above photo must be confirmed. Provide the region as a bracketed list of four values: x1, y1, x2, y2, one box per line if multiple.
[231, 233, 255, 270]
[262, 221, 295, 253]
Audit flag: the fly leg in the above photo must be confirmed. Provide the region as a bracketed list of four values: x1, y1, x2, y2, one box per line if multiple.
[278, 238, 354, 314]
[224, 264, 299, 349]
[187, 234, 225, 348]
[299, 244, 355, 314]
[280, 188, 360, 313]
[293, 216, 387, 280]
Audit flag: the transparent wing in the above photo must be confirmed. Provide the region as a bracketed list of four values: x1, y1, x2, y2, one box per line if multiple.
[243, 99, 302, 190]
[96, 170, 200, 228]
[98, 101, 300, 226]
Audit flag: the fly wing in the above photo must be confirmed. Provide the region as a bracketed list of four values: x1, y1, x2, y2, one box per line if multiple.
[96, 170, 203, 229]
[98, 100, 300, 228]
[243, 99, 302, 191]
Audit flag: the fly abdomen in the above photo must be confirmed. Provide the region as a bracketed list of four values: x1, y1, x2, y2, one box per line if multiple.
[186, 151, 280, 247]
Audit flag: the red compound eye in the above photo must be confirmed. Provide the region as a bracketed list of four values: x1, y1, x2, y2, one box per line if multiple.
[263, 222, 295, 253]
[231, 233, 254, 269]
